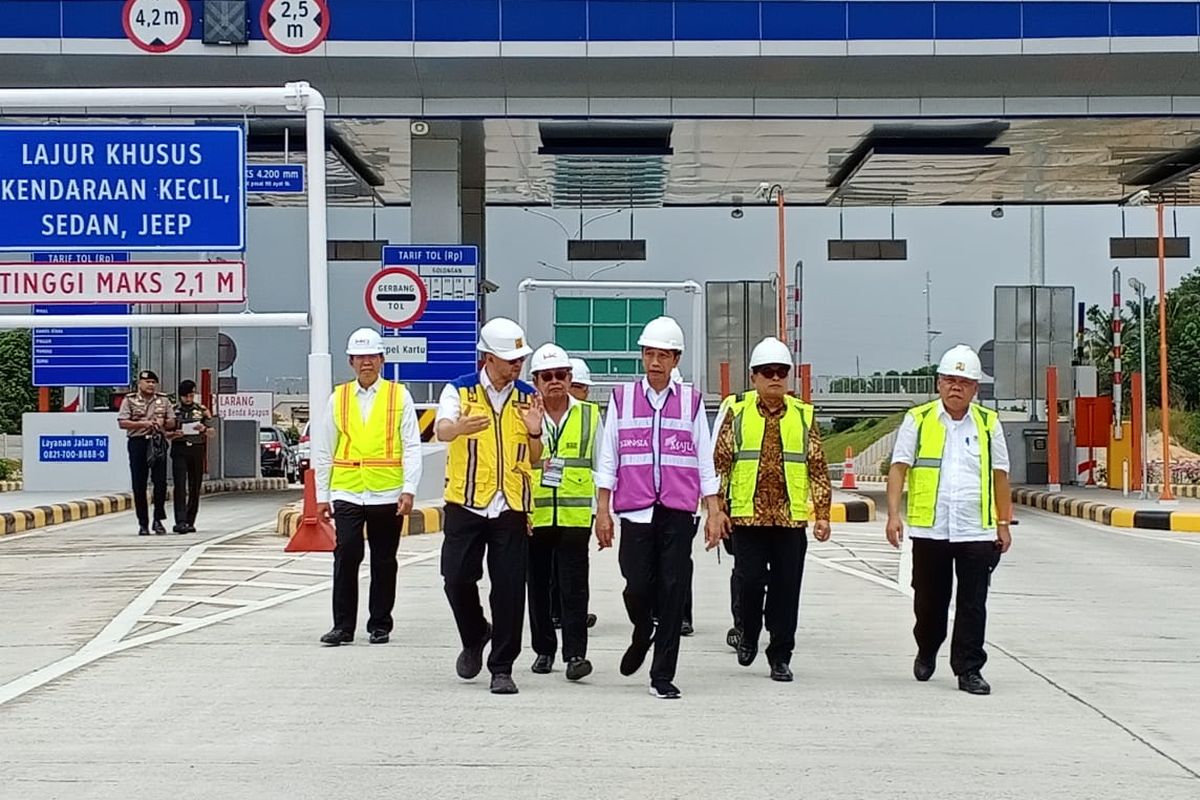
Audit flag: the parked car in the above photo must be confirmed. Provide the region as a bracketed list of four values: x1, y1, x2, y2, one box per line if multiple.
[260, 426, 298, 482]
[295, 421, 310, 485]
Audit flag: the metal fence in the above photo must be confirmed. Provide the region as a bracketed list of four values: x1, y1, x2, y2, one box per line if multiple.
[814, 374, 935, 395]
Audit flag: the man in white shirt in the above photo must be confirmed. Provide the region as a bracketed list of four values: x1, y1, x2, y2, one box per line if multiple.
[886, 344, 1013, 695]
[313, 328, 422, 647]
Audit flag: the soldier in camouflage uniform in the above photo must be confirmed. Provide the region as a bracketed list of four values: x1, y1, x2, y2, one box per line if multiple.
[117, 370, 176, 535]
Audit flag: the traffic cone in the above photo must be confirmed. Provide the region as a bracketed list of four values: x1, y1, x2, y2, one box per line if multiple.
[840, 446, 858, 490]
[285, 468, 336, 552]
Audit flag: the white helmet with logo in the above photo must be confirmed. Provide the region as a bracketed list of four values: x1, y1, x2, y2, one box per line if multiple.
[937, 344, 983, 381]
[478, 317, 533, 361]
[346, 327, 385, 356]
[568, 358, 593, 385]
[749, 336, 792, 369]
[637, 316, 686, 352]
[530, 343, 571, 373]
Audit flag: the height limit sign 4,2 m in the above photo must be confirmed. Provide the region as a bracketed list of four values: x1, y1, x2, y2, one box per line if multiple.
[365, 268, 428, 329]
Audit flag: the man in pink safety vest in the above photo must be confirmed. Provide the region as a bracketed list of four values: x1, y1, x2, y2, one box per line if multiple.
[595, 316, 728, 700]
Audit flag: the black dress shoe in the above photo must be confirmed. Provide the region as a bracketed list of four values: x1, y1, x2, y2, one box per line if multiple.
[648, 679, 681, 699]
[455, 621, 492, 679]
[152, 521, 166, 535]
[183, 523, 197, 533]
[586, 613, 597, 628]
[770, 662, 794, 682]
[958, 671, 991, 695]
[914, 655, 936, 682]
[172, 523, 185, 534]
[137, 526, 150, 536]
[680, 620, 694, 637]
[620, 632, 653, 676]
[369, 630, 390, 644]
[531, 654, 554, 674]
[726, 627, 742, 650]
[737, 640, 758, 667]
[319, 629, 353, 646]
[565, 656, 593, 681]
[490, 673, 519, 695]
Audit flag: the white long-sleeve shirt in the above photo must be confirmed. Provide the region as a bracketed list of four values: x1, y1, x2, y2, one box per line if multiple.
[890, 401, 1010, 543]
[314, 380, 422, 505]
[594, 378, 720, 523]
[435, 369, 516, 519]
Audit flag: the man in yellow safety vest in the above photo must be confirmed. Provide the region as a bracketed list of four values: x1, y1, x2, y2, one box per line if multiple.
[711, 337, 831, 682]
[527, 344, 600, 682]
[437, 317, 545, 695]
[886, 344, 1012, 695]
[314, 328, 422, 647]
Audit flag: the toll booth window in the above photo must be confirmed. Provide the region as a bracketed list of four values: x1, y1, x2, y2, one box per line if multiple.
[553, 296, 665, 377]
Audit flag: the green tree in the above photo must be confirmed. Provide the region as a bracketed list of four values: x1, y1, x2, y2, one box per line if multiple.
[0, 330, 39, 434]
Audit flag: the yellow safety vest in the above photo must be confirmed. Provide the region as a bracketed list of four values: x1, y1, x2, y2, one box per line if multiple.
[530, 400, 598, 528]
[905, 400, 997, 528]
[444, 376, 536, 512]
[728, 395, 813, 521]
[330, 379, 405, 494]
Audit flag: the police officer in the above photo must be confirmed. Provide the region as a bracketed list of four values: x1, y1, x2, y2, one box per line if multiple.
[436, 317, 544, 695]
[527, 344, 599, 682]
[117, 370, 175, 536]
[712, 337, 832, 682]
[314, 328, 422, 647]
[886, 344, 1012, 695]
[170, 380, 213, 534]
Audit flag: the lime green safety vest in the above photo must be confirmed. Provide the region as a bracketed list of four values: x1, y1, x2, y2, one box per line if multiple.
[905, 400, 997, 528]
[330, 380, 405, 494]
[531, 401, 599, 528]
[728, 395, 813, 521]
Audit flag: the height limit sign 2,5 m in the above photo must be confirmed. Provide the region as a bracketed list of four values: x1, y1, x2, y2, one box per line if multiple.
[365, 268, 428, 329]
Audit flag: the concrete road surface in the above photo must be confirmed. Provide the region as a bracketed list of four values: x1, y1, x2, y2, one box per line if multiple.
[0, 495, 1197, 799]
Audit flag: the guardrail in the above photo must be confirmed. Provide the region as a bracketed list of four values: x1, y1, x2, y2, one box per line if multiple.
[813, 374, 935, 395]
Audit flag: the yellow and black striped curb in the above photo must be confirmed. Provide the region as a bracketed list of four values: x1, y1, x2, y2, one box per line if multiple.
[276, 502, 444, 538]
[829, 496, 875, 523]
[1012, 487, 1200, 533]
[0, 480, 22, 493]
[419, 407, 437, 442]
[0, 477, 289, 537]
[1146, 483, 1200, 499]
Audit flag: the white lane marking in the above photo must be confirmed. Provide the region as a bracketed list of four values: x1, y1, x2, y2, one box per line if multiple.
[194, 553, 310, 561]
[186, 565, 330, 576]
[139, 615, 187, 625]
[0, 546, 439, 707]
[158, 594, 252, 607]
[173, 578, 310, 591]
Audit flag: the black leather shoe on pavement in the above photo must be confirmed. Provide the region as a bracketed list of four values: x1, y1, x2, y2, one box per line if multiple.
[369, 630, 390, 644]
[137, 526, 150, 536]
[958, 671, 991, 695]
[726, 627, 742, 650]
[770, 662, 794, 682]
[586, 613, 597, 628]
[455, 622, 492, 679]
[183, 523, 196, 533]
[152, 521, 166, 535]
[565, 656, 593, 681]
[490, 673, 519, 695]
[648, 679, 681, 699]
[680, 620, 694, 637]
[914, 655, 936, 682]
[737, 640, 758, 667]
[531, 654, 554, 674]
[172, 523, 185, 534]
[620, 633, 653, 676]
[319, 629, 354, 646]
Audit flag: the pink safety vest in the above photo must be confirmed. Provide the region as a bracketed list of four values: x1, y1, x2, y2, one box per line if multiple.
[612, 380, 702, 513]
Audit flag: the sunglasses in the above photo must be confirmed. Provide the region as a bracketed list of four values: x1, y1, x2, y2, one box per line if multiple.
[754, 365, 791, 380]
[504, 356, 526, 366]
[537, 369, 571, 382]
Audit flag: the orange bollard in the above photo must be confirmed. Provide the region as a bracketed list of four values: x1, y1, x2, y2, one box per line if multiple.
[800, 363, 812, 403]
[285, 468, 336, 552]
[840, 445, 857, 489]
[719, 361, 730, 398]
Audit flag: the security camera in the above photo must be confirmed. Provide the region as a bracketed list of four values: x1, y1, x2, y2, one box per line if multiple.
[754, 181, 772, 199]
[990, 206, 1004, 219]
[1126, 188, 1151, 206]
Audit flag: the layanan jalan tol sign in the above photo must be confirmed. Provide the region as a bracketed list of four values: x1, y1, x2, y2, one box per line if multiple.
[0, 126, 246, 251]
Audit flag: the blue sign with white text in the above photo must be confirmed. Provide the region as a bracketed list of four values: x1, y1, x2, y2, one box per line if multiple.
[381, 245, 480, 383]
[246, 163, 305, 194]
[0, 126, 245, 251]
[39, 435, 110, 463]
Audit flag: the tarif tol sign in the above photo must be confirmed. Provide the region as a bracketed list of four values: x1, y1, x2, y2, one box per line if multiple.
[0, 126, 245, 251]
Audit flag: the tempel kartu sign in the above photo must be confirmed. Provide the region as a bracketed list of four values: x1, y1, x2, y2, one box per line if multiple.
[0, 126, 246, 251]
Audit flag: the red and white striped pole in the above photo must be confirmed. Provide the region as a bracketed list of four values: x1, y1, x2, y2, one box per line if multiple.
[1112, 266, 1123, 439]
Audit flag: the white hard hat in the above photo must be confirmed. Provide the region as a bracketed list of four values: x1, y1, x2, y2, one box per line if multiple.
[346, 327, 385, 356]
[530, 343, 571, 373]
[937, 344, 983, 381]
[637, 316, 686, 352]
[568, 358, 593, 385]
[749, 336, 792, 369]
[478, 317, 533, 361]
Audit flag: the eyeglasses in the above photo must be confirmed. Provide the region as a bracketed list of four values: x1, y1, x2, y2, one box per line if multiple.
[537, 369, 571, 382]
[754, 365, 791, 380]
[505, 356, 526, 366]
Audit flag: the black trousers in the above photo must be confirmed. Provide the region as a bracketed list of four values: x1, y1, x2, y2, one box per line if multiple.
[171, 443, 205, 526]
[733, 526, 807, 665]
[128, 437, 167, 527]
[528, 525, 590, 660]
[910, 537, 998, 675]
[441, 504, 528, 675]
[618, 505, 697, 682]
[331, 501, 402, 635]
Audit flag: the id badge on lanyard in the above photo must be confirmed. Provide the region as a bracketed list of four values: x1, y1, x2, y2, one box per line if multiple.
[541, 457, 565, 488]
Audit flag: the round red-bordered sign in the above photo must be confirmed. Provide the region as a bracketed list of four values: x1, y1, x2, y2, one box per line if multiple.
[365, 268, 429, 329]
[122, 0, 192, 54]
[261, 0, 331, 55]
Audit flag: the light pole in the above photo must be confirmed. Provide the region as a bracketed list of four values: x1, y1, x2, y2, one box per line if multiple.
[756, 182, 788, 342]
[1155, 202, 1175, 502]
[1128, 276, 1149, 498]
[923, 271, 941, 368]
